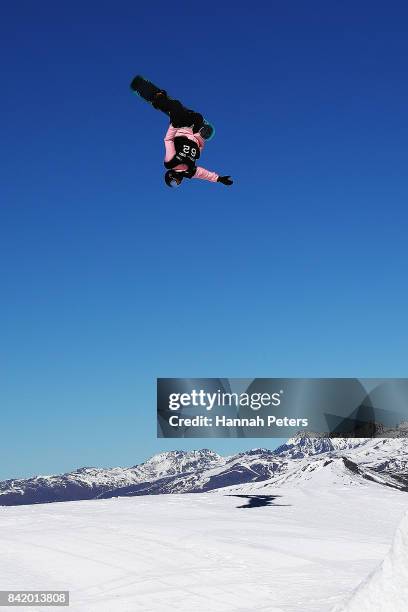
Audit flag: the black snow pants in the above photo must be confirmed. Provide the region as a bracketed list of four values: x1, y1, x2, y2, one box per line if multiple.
[153, 96, 204, 133]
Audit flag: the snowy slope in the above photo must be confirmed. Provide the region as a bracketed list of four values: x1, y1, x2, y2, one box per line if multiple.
[0, 482, 407, 612]
[333, 511, 408, 612]
[1, 435, 408, 610]
[221, 453, 408, 495]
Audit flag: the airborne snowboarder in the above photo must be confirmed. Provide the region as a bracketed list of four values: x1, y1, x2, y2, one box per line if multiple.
[130, 76, 233, 188]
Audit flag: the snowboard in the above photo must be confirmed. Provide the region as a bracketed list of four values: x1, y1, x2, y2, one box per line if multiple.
[130, 75, 215, 140]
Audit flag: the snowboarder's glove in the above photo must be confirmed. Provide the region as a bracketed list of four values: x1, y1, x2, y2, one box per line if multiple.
[217, 176, 233, 186]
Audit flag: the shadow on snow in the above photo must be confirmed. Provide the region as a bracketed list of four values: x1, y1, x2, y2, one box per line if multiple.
[226, 494, 291, 509]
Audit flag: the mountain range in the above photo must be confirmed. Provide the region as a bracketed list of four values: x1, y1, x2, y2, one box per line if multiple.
[1, 433, 408, 506]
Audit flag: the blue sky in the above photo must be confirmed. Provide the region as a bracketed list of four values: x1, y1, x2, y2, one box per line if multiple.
[1, 2, 408, 479]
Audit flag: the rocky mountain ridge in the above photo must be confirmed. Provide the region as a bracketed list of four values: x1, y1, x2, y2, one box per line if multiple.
[1, 433, 407, 506]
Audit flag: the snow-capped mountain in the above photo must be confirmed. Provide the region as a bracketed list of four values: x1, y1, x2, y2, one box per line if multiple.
[222, 435, 408, 495]
[275, 432, 370, 458]
[1, 434, 408, 506]
[0, 449, 223, 506]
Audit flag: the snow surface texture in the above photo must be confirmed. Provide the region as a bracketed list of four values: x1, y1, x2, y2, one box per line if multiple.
[1, 469, 407, 611]
[333, 511, 408, 612]
[1, 436, 408, 610]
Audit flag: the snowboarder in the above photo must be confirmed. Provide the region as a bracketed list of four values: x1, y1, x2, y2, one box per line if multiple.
[151, 92, 233, 188]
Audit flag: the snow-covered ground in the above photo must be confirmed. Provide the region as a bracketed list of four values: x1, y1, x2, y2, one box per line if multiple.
[333, 511, 408, 612]
[1, 478, 407, 612]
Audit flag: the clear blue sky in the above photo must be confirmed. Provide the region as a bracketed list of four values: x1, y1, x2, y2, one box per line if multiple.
[1, 2, 408, 479]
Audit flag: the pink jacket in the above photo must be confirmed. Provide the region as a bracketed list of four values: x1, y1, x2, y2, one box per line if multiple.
[164, 125, 219, 182]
